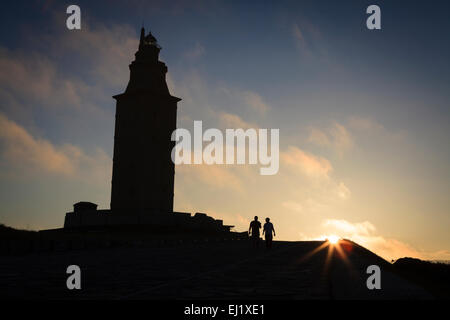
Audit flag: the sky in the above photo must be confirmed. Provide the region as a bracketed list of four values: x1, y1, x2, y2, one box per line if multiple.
[0, 0, 449, 261]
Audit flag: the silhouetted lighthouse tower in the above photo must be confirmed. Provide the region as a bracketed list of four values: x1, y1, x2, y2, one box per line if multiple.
[110, 28, 181, 214]
[64, 29, 231, 231]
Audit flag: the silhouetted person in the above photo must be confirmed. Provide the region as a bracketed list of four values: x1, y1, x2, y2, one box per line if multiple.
[263, 217, 275, 249]
[248, 216, 261, 248]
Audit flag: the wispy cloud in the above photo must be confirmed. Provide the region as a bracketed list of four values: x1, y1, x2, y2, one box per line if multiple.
[0, 113, 110, 182]
[307, 121, 353, 156]
[347, 115, 407, 142]
[219, 111, 257, 129]
[44, 21, 138, 89]
[280, 145, 351, 214]
[242, 91, 270, 114]
[0, 21, 137, 195]
[292, 20, 328, 61]
[336, 182, 351, 199]
[0, 48, 83, 111]
[0, 113, 77, 176]
[323, 219, 376, 236]
[292, 23, 311, 57]
[168, 69, 270, 130]
[184, 42, 205, 60]
[347, 116, 385, 132]
[282, 146, 332, 179]
[282, 201, 304, 213]
[176, 163, 245, 193]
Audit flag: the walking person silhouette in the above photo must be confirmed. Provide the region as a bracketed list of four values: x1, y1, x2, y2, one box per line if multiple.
[248, 216, 261, 248]
[263, 218, 276, 249]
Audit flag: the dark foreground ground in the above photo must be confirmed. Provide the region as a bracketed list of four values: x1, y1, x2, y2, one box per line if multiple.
[0, 231, 436, 299]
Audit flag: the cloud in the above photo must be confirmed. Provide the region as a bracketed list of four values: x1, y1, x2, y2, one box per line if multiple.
[292, 20, 328, 61]
[323, 219, 376, 236]
[282, 201, 303, 213]
[336, 182, 351, 199]
[0, 113, 110, 182]
[282, 146, 332, 179]
[0, 18, 140, 229]
[47, 22, 138, 89]
[0, 21, 140, 159]
[242, 91, 270, 114]
[307, 127, 330, 146]
[330, 123, 353, 152]
[292, 23, 305, 42]
[347, 116, 385, 132]
[184, 42, 205, 60]
[0, 48, 83, 111]
[307, 122, 353, 156]
[0, 19, 143, 185]
[219, 111, 257, 129]
[0, 113, 76, 176]
[280, 146, 351, 210]
[168, 69, 270, 130]
[176, 163, 244, 193]
[2, 21, 137, 105]
[319, 218, 449, 261]
[347, 115, 407, 142]
[292, 23, 311, 57]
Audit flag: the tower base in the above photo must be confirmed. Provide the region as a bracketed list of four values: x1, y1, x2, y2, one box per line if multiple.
[64, 203, 233, 233]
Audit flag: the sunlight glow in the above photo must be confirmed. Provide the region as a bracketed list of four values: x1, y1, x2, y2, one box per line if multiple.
[295, 238, 355, 279]
[326, 235, 340, 244]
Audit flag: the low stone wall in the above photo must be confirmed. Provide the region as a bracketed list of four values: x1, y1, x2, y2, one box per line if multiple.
[0, 232, 250, 255]
[64, 209, 233, 232]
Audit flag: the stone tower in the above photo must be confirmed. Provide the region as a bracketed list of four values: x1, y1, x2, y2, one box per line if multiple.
[110, 28, 181, 214]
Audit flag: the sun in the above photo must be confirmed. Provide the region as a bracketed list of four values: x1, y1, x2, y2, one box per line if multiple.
[326, 235, 340, 244]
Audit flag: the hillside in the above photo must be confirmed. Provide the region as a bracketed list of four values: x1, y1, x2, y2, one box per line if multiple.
[0, 225, 435, 299]
[392, 257, 450, 299]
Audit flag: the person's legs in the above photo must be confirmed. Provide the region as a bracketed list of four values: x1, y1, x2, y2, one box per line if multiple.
[252, 235, 259, 248]
[266, 235, 272, 248]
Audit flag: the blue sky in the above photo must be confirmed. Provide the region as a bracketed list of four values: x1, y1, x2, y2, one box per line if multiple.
[0, 0, 449, 260]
